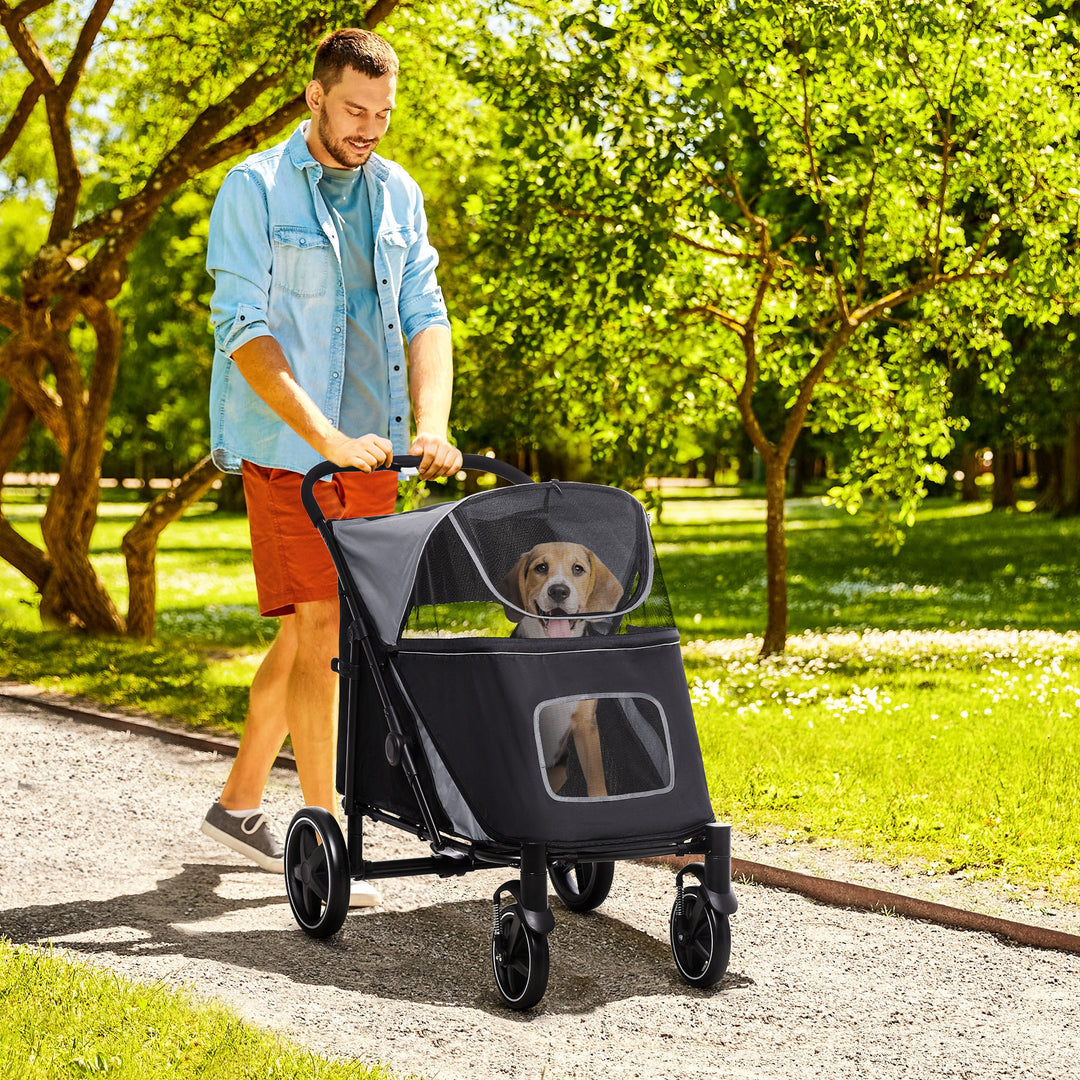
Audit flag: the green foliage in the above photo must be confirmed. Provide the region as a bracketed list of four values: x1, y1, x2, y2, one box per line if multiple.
[107, 184, 218, 478]
[445, 0, 1080, 502]
[0, 941, 396, 1080]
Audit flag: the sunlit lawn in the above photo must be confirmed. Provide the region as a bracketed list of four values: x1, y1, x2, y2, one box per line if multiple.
[3, 485, 1080, 900]
[0, 940, 393, 1080]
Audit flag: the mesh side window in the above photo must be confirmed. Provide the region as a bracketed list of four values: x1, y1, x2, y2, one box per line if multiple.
[401, 482, 675, 639]
[535, 694, 674, 801]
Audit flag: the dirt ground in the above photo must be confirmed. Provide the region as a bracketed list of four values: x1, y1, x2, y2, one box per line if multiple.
[3, 694, 1079, 1080]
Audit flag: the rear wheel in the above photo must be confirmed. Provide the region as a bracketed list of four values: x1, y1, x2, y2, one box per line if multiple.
[548, 859, 615, 912]
[670, 885, 730, 988]
[284, 807, 350, 939]
[491, 903, 549, 1010]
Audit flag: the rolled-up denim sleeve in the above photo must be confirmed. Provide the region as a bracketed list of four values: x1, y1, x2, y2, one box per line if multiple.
[399, 188, 451, 342]
[206, 168, 274, 357]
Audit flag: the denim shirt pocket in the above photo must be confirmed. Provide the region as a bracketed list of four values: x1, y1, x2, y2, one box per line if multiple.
[271, 225, 333, 298]
[378, 227, 419, 280]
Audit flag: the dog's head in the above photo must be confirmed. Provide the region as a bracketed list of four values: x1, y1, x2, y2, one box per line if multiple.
[499, 542, 624, 638]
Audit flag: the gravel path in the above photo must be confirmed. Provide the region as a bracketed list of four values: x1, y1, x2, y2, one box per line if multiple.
[3, 695, 1080, 1079]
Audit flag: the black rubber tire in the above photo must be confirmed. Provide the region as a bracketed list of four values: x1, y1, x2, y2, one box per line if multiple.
[284, 807, 350, 939]
[670, 885, 731, 988]
[491, 903, 550, 1011]
[548, 859, 615, 912]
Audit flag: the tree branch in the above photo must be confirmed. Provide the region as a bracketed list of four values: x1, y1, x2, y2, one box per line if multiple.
[58, 0, 113, 101]
[542, 202, 756, 260]
[67, 78, 303, 257]
[0, 294, 20, 331]
[12, 0, 58, 19]
[778, 328, 855, 461]
[122, 455, 220, 638]
[0, 79, 44, 162]
[0, 339, 68, 454]
[364, 0, 400, 27]
[673, 304, 746, 336]
[0, 1, 56, 88]
[191, 91, 309, 176]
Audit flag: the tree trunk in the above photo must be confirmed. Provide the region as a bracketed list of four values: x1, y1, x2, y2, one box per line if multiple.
[35, 303, 126, 633]
[122, 455, 221, 639]
[959, 443, 981, 501]
[1060, 418, 1080, 517]
[991, 441, 1016, 510]
[760, 450, 789, 656]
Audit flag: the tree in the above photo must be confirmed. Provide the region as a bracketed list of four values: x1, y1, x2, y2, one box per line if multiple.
[0, 0, 404, 636]
[451, 0, 1080, 652]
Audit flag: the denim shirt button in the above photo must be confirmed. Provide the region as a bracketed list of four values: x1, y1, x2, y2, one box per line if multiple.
[332, 371, 340, 378]
[335, 327, 342, 333]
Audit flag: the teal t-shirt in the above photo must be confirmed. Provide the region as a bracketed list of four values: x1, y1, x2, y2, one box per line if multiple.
[317, 164, 390, 440]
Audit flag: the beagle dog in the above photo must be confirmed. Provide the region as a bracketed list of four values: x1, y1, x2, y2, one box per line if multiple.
[499, 542, 623, 641]
[500, 542, 624, 797]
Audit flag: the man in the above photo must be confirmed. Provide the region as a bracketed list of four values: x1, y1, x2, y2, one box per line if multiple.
[200, 28, 462, 907]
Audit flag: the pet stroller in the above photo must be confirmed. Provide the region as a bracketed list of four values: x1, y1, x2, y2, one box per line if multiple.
[284, 455, 737, 1010]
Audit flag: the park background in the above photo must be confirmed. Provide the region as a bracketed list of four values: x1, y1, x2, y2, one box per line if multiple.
[2, 0, 1080, 964]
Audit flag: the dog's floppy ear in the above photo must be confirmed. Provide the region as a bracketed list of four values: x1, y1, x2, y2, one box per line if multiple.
[585, 551, 624, 613]
[499, 551, 531, 622]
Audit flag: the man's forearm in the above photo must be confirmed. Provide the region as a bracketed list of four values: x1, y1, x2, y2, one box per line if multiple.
[407, 325, 454, 440]
[231, 335, 344, 460]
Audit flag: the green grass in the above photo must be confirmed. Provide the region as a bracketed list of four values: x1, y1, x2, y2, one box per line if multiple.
[0, 940, 398, 1080]
[654, 490, 1080, 637]
[686, 630, 1080, 899]
[4, 486, 1080, 901]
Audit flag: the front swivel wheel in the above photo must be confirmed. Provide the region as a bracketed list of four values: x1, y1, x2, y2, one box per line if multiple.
[492, 903, 550, 1010]
[284, 807, 350, 939]
[670, 885, 730, 988]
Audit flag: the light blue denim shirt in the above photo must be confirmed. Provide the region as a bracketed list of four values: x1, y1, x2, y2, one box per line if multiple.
[206, 121, 450, 474]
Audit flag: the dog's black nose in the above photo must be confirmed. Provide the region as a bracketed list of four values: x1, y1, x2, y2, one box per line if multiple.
[548, 583, 570, 603]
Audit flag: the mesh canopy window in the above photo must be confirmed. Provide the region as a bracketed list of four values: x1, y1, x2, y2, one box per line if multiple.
[404, 481, 674, 640]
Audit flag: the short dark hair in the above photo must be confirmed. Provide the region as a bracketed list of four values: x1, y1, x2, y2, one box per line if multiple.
[313, 28, 399, 89]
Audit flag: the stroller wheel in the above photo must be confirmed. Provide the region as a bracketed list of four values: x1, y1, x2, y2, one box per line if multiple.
[284, 807, 350, 939]
[670, 885, 731, 989]
[548, 859, 615, 912]
[491, 903, 549, 1011]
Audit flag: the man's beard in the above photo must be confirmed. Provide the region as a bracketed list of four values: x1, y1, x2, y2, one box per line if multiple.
[317, 109, 376, 168]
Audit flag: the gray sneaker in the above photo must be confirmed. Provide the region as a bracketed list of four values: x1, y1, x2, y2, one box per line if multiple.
[201, 802, 285, 873]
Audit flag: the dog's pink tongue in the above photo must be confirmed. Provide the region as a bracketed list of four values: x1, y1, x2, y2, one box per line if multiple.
[547, 619, 572, 639]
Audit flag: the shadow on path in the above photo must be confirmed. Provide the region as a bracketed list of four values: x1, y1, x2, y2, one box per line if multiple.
[0, 861, 751, 1016]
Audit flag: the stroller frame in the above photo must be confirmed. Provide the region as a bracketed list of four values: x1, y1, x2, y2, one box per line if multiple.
[285, 454, 737, 1009]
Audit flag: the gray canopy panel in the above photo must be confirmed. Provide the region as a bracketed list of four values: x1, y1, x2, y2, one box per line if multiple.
[329, 500, 459, 646]
[328, 481, 656, 647]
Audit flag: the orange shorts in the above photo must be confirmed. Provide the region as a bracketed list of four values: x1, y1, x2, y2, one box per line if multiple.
[241, 461, 398, 618]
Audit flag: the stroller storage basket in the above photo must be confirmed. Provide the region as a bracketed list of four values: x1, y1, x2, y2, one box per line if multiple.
[285, 455, 737, 1010]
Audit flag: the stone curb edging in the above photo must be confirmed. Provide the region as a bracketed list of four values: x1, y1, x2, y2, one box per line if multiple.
[0, 684, 296, 771]
[644, 854, 1080, 955]
[6, 684, 1080, 957]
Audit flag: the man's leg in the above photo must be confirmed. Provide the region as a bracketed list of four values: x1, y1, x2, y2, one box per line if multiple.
[219, 614, 298, 811]
[282, 597, 341, 815]
[219, 599, 340, 815]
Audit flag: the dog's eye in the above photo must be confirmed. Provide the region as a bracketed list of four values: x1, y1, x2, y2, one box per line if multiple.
[573, 564, 586, 575]
[533, 562, 548, 575]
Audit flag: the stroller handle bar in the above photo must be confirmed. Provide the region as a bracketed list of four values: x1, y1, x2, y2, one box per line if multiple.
[301, 454, 534, 529]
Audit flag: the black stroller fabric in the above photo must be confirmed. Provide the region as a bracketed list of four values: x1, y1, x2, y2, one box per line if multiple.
[327, 480, 715, 855]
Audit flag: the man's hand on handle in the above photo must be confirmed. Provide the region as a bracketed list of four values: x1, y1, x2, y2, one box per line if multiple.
[325, 432, 394, 473]
[409, 432, 463, 480]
